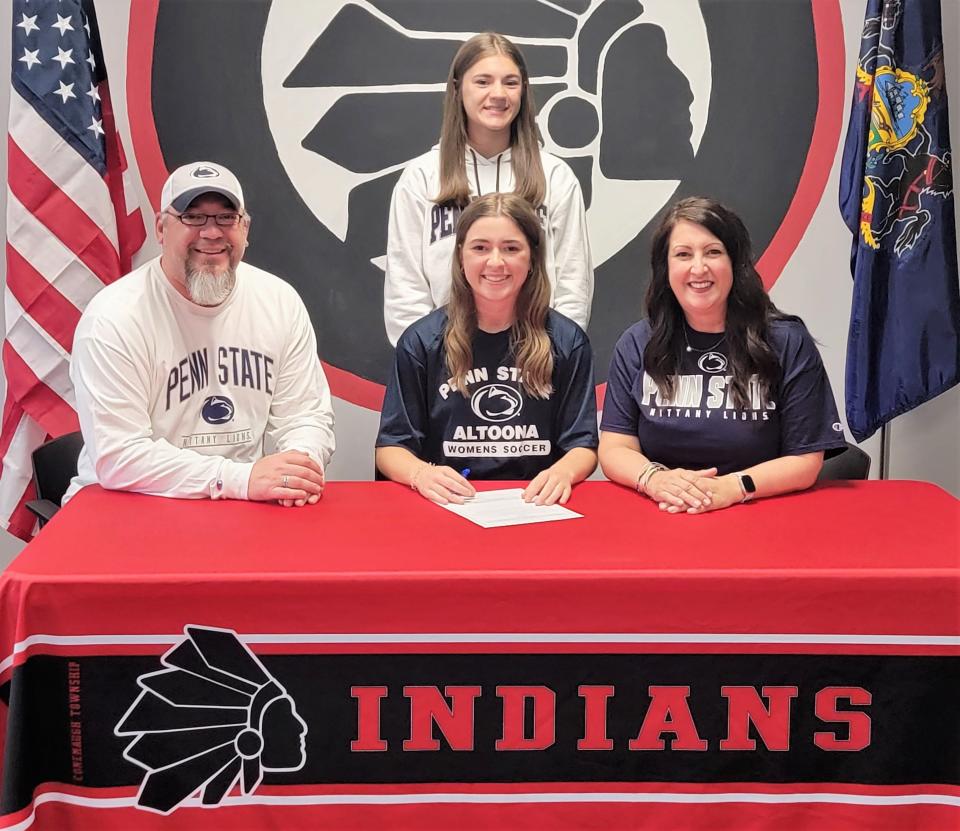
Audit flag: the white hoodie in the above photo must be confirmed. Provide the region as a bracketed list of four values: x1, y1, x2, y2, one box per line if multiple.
[384, 145, 594, 345]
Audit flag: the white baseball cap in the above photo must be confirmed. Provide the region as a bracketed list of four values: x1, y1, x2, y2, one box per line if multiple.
[160, 161, 245, 213]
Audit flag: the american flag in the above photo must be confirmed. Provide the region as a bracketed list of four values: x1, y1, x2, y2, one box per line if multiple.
[2, 0, 145, 539]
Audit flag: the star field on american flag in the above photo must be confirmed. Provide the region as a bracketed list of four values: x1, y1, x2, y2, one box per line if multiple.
[13, 0, 106, 169]
[2, 0, 146, 539]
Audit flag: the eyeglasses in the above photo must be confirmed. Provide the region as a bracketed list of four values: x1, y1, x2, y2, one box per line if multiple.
[167, 211, 244, 227]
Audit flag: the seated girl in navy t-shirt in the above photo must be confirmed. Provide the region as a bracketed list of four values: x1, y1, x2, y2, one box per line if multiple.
[377, 194, 598, 506]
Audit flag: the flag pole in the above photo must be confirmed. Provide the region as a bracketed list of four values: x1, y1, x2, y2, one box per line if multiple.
[878, 422, 889, 480]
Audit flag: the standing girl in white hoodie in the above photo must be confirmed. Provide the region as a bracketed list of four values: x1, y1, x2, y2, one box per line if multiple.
[384, 32, 593, 346]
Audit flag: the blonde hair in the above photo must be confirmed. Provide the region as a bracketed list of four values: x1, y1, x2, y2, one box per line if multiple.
[434, 33, 546, 208]
[444, 193, 553, 399]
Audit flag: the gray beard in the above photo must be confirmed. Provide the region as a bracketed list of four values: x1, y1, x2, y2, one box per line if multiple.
[185, 265, 237, 306]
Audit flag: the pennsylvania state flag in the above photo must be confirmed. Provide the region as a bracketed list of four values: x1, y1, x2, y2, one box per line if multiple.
[839, 0, 960, 442]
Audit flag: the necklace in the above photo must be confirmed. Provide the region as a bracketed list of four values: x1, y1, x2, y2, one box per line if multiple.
[683, 327, 725, 353]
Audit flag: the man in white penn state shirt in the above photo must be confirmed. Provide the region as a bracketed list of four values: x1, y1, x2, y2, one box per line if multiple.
[64, 161, 335, 506]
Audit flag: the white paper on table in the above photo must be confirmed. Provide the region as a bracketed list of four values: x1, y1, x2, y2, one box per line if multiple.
[439, 488, 583, 528]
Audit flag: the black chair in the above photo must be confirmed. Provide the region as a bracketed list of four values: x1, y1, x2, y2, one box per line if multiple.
[25, 431, 84, 527]
[818, 441, 871, 481]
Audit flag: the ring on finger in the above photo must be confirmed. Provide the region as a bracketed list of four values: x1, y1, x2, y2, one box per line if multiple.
[281, 474, 288, 488]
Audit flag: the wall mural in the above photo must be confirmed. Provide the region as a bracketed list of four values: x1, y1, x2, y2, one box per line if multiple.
[127, 0, 843, 408]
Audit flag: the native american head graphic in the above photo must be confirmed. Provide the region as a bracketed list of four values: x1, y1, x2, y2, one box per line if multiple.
[136, 0, 834, 395]
[115, 626, 307, 814]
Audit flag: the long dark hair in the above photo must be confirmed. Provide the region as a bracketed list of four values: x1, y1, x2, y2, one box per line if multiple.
[445, 193, 553, 398]
[434, 33, 545, 208]
[644, 196, 788, 409]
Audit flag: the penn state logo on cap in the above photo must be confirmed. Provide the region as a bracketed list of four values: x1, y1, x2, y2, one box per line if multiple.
[470, 383, 523, 423]
[115, 626, 308, 815]
[160, 160, 246, 213]
[201, 395, 235, 424]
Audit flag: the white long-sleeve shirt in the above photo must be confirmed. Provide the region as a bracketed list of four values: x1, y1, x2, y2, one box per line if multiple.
[64, 258, 335, 502]
[384, 146, 594, 345]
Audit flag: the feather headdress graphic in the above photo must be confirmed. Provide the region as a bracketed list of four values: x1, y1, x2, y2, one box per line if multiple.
[115, 626, 307, 814]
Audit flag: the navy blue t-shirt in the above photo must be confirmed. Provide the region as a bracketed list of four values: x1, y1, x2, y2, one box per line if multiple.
[601, 319, 845, 474]
[377, 309, 598, 479]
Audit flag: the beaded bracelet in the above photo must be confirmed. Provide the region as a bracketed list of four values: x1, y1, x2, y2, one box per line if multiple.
[636, 462, 666, 495]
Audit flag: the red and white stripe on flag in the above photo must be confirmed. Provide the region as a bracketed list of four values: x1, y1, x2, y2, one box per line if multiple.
[2, 0, 145, 540]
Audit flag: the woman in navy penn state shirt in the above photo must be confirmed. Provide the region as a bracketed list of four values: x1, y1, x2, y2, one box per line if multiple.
[600, 197, 845, 513]
[377, 193, 598, 506]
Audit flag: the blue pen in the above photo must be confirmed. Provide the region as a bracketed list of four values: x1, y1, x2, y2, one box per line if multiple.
[459, 468, 475, 499]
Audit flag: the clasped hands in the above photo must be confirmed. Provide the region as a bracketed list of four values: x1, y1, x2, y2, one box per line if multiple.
[248, 451, 325, 507]
[411, 462, 574, 507]
[644, 467, 742, 514]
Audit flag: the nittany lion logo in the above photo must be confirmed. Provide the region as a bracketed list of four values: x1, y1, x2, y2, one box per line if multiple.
[470, 383, 524, 422]
[191, 165, 220, 179]
[130, 1, 841, 404]
[201, 395, 234, 425]
[115, 626, 307, 815]
[698, 352, 728, 374]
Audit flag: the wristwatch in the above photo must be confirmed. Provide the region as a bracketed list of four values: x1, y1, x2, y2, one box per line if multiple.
[735, 473, 757, 502]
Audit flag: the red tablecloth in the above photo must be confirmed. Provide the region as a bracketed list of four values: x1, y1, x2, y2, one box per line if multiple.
[1, 480, 958, 829]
